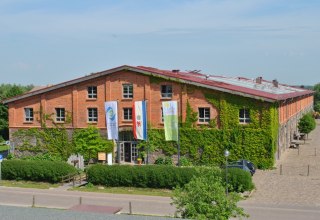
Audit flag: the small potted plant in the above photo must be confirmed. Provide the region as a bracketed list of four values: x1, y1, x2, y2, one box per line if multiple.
[137, 151, 146, 165]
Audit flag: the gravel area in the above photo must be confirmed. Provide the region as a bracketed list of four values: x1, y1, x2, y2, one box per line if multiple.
[243, 120, 320, 207]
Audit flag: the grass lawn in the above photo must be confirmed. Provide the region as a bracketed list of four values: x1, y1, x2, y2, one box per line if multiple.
[0, 180, 60, 189]
[72, 185, 173, 197]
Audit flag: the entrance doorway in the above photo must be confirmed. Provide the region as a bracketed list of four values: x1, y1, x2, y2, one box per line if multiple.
[119, 142, 138, 163]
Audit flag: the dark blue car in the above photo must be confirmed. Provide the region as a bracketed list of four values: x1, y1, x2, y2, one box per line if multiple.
[229, 159, 256, 176]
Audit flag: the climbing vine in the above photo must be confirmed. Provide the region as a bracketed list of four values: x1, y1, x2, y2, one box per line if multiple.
[145, 88, 279, 169]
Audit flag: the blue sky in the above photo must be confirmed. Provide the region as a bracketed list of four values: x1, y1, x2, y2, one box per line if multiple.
[1, 0, 320, 86]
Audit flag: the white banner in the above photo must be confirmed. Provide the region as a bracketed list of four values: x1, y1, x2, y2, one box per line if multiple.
[105, 101, 118, 140]
[162, 101, 179, 141]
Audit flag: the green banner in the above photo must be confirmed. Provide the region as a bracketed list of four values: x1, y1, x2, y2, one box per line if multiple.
[162, 101, 179, 141]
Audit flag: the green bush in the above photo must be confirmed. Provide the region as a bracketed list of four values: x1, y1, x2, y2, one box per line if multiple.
[2, 160, 77, 183]
[86, 165, 196, 189]
[179, 156, 192, 166]
[20, 153, 63, 162]
[154, 156, 173, 165]
[298, 113, 316, 134]
[172, 166, 247, 219]
[222, 168, 254, 192]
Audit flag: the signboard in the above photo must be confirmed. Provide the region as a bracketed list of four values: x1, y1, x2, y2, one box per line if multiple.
[98, 152, 106, 161]
[107, 153, 112, 165]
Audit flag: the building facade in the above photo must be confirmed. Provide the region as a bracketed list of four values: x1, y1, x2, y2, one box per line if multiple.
[3, 65, 314, 164]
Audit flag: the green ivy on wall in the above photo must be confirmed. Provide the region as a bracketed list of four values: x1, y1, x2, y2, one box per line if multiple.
[145, 87, 279, 169]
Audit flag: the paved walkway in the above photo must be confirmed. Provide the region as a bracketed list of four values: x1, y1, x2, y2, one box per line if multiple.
[242, 119, 320, 207]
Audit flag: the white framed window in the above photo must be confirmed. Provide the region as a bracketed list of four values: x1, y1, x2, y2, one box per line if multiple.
[123, 84, 133, 99]
[123, 108, 132, 121]
[87, 86, 97, 99]
[161, 85, 172, 98]
[55, 108, 65, 122]
[198, 108, 210, 123]
[24, 108, 34, 122]
[239, 108, 250, 124]
[88, 108, 98, 122]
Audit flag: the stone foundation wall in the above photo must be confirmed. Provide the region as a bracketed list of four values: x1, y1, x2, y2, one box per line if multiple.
[277, 105, 313, 159]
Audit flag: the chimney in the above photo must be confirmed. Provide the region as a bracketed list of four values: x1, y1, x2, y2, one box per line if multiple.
[255, 77, 262, 84]
[172, 69, 180, 73]
[272, 79, 279, 88]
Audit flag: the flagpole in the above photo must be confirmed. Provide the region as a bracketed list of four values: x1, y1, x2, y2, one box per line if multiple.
[177, 102, 180, 167]
[145, 100, 149, 165]
[117, 100, 120, 164]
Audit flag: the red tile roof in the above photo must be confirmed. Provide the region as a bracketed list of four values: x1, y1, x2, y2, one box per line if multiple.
[2, 65, 314, 104]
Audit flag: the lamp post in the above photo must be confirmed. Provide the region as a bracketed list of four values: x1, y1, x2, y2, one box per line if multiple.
[224, 150, 230, 196]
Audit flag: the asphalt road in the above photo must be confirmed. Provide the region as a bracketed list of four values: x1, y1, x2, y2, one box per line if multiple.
[0, 186, 176, 217]
[0, 205, 175, 220]
[236, 203, 320, 220]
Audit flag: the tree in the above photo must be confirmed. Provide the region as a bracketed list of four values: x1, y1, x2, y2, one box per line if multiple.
[172, 167, 247, 219]
[298, 113, 316, 134]
[73, 126, 113, 160]
[0, 84, 33, 140]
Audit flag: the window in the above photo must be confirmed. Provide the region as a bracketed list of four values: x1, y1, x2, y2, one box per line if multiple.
[88, 108, 98, 122]
[161, 85, 172, 98]
[198, 108, 210, 123]
[123, 108, 132, 121]
[123, 84, 133, 99]
[87, 86, 97, 99]
[55, 108, 65, 122]
[24, 108, 34, 122]
[239, 109, 250, 124]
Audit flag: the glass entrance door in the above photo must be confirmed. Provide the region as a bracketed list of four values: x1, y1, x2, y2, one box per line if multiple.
[119, 142, 138, 163]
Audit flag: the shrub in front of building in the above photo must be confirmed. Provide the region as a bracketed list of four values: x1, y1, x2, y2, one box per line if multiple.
[86, 165, 254, 192]
[86, 164, 196, 189]
[222, 168, 255, 192]
[1, 160, 77, 183]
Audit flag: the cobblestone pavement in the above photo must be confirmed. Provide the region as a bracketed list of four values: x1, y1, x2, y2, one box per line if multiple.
[242, 119, 320, 207]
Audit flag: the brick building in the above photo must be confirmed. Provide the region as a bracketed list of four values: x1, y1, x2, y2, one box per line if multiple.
[3, 65, 314, 163]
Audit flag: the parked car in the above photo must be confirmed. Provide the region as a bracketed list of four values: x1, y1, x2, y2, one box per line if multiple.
[230, 159, 256, 175]
[225, 164, 252, 175]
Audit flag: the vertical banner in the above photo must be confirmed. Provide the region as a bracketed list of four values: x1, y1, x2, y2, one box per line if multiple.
[162, 101, 179, 141]
[105, 101, 118, 140]
[133, 101, 147, 140]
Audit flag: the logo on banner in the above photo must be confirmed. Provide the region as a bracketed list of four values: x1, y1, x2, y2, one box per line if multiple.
[107, 107, 116, 121]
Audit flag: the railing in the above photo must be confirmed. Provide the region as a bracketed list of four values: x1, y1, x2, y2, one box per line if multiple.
[61, 173, 87, 187]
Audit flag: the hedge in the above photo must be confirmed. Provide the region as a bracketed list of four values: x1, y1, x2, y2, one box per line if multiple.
[86, 165, 254, 192]
[2, 160, 78, 183]
[86, 165, 197, 189]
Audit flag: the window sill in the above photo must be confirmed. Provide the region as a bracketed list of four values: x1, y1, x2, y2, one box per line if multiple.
[23, 121, 34, 124]
[198, 122, 209, 125]
[160, 97, 172, 100]
[122, 98, 133, 101]
[86, 98, 97, 101]
[122, 120, 132, 123]
[87, 122, 98, 124]
[54, 121, 65, 124]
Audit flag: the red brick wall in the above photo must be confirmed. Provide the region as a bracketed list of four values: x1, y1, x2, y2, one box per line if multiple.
[8, 70, 217, 130]
[279, 95, 314, 125]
